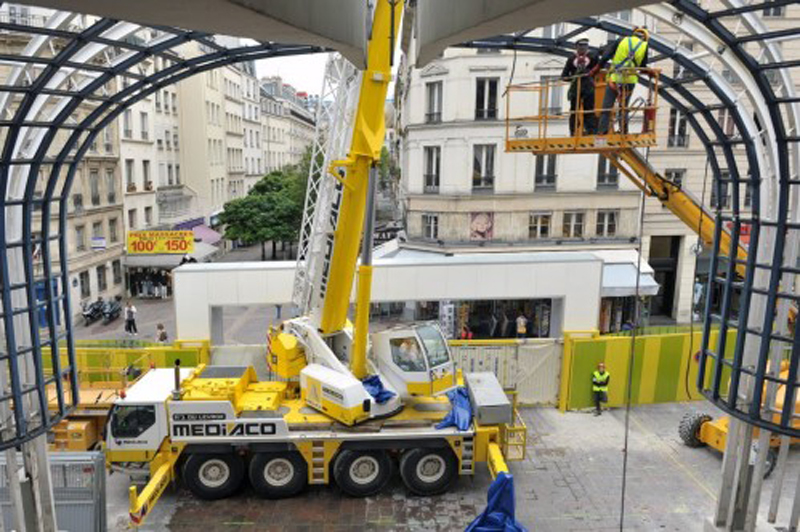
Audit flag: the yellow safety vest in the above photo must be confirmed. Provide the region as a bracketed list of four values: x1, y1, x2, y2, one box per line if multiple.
[592, 370, 610, 392]
[609, 36, 648, 85]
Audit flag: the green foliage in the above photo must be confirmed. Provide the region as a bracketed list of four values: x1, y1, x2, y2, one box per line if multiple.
[219, 149, 313, 259]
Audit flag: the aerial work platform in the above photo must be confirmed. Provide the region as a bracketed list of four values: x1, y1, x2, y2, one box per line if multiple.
[505, 69, 660, 154]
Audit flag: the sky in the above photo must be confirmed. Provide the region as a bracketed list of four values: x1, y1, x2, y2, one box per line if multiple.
[255, 53, 331, 95]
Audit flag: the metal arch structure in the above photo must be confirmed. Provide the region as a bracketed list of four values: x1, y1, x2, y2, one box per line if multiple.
[459, 1, 800, 528]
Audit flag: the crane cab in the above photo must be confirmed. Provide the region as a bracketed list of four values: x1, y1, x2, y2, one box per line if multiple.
[505, 69, 660, 154]
[371, 323, 457, 398]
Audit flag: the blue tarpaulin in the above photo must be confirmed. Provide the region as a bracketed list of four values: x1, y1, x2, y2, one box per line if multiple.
[436, 387, 472, 430]
[362, 375, 395, 404]
[466, 472, 527, 532]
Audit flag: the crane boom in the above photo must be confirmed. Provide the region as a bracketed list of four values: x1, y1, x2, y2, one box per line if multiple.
[606, 147, 748, 278]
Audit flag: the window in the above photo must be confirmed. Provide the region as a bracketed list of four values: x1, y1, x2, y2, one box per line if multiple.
[541, 75, 562, 114]
[110, 405, 156, 439]
[79, 271, 90, 299]
[472, 144, 495, 192]
[668, 108, 689, 147]
[475, 78, 498, 120]
[72, 194, 83, 213]
[112, 260, 122, 285]
[172, 93, 177, 113]
[96, 265, 107, 292]
[165, 130, 171, 150]
[542, 23, 563, 39]
[92, 221, 103, 239]
[173, 132, 179, 150]
[717, 108, 735, 137]
[128, 208, 137, 230]
[89, 170, 100, 206]
[109, 218, 118, 243]
[144, 206, 153, 227]
[175, 164, 181, 184]
[424, 146, 441, 193]
[744, 182, 753, 208]
[596, 210, 618, 237]
[672, 42, 693, 81]
[103, 127, 113, 153]
[417, 325, 450, 367]
[123, 110, 132, 138]
[75, 225, 86, 251]
[422, 213, 439, 240]
[711, 172, 731, 209]
[139, 111, 149, 140]
[534, 154, 557, 189]
[425, 81, 443, 123]
[763, 1, 785, 17]
[597, 156, 619, 188]
[665, 169, 686, 187]
[106, 169, 116, 204]
[125, 159, 135, 189]
[563, 211, 585, 238]
[167, 164, 174, 185]
[390, 337, 426, 372]
[529, 212, 551, 239]
[143, 160, 151, 188]
[155, 90, 161, 110]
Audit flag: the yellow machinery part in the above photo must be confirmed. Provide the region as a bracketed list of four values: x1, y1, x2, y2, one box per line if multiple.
[294, 440, 342, 484]
[268, 331, 307, 379]
[487, 442, 509, 479]
[128, 440, 185, 527]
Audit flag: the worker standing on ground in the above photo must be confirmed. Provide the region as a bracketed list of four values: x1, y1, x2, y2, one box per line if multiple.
[124, 300, 138, 336]
[561, 38, 599, 136]
[592, 362, 611, 416]
[593, 27, 651, 135]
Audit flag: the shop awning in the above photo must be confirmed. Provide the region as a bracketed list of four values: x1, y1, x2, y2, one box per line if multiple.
[193, 224, 222, 245]
[124, 241, 220, 269]
[602, 263, 660, 297]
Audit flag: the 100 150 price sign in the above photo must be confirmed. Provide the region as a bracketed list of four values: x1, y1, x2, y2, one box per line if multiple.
[127, 230, 195, 255]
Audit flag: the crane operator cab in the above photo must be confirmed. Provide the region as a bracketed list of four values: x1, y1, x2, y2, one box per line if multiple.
[371, 323, 458, 398]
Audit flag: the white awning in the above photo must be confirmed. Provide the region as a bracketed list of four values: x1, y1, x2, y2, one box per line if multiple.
[596, 249, 660, 298]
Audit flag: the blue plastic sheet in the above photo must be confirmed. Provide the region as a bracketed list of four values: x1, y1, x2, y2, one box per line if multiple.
[436, 387, 472, 430]
[466, 472, 527, 532]
[362, 375, 395, 404]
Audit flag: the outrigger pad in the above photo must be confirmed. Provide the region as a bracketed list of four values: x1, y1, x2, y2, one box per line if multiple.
[466, 472, 527, 532]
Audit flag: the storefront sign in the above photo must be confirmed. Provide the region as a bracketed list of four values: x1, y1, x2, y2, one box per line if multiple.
[127, 230, 195, 254]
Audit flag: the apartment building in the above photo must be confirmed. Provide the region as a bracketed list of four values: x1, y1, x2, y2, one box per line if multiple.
[261, 76, 316, 172]
[241, 61, 264, 193]
[395, 5, 800, 327]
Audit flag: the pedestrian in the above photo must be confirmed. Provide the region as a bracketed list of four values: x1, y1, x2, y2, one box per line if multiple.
[561, 37, 599, 136]
[515, 312, 528, 339]
[155, 323, 168, 343]
[460, 325, 473, 340]
[124, 300, 138, 336]
[592, 27, 652, 135]
[592, 362, 611, 416]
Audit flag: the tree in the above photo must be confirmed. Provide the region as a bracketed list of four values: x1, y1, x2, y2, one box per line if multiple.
[218, 195, 275, 260]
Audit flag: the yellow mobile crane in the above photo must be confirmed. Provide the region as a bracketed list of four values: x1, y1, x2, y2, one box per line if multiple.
[110, 2, 525, 526]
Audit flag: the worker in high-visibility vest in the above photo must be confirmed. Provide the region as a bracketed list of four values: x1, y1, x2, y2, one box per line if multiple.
[592, 27, 651, 135]
[592, 362, 611, 416]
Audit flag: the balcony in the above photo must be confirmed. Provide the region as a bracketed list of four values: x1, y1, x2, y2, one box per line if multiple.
[472, 175, 494, 194]
[475, 108, 497, 121]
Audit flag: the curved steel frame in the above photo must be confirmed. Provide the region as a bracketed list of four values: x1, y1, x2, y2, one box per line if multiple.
[0, 10, 325, 451]
[461, 1, 800, 439]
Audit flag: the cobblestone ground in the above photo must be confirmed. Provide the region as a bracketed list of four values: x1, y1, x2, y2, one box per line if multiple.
[107, 402, 799, 531]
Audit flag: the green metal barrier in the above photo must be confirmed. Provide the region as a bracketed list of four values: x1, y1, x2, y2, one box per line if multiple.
[559, 329, 736, 411]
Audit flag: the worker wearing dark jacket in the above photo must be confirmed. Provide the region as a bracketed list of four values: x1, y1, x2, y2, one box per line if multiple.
[561, 38, 599, 136]
[592, 362, 611, 416]
[593, 27, 651, 135]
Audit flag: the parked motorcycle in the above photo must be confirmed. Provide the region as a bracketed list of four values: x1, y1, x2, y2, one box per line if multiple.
[102, 297, 122, 325]
[82, 298, 104, 326]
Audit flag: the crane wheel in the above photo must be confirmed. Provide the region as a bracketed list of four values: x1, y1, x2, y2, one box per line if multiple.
[399, 447, 458, 496]
[332, 449, 393, 497]
[182, 453, 245, 500]
[678, 411, 712, 448]
[249, 451, 307, 498]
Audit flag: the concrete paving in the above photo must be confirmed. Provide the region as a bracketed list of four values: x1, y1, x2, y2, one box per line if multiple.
[105, 402, 800, 531]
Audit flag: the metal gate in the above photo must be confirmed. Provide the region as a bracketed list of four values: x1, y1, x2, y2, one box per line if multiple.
[0, 452, 106, 532]
[449, 339, 561, 405]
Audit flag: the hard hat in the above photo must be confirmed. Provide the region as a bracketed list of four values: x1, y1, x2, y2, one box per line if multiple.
[633, 27, 650, 41]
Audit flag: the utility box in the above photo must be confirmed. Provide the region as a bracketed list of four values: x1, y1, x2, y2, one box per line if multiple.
[465, 372, 512, 425]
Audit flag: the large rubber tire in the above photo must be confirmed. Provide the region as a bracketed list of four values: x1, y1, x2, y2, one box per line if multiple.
[399, 447, 458, 496]
[248, 451, 307, 498]
[332, 449, 393, 497]
[182, 453, 245, 500]
[679, 411, 712, 448]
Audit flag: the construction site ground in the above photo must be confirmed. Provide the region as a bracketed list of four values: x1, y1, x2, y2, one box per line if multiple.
[107, 402, 800, 531]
